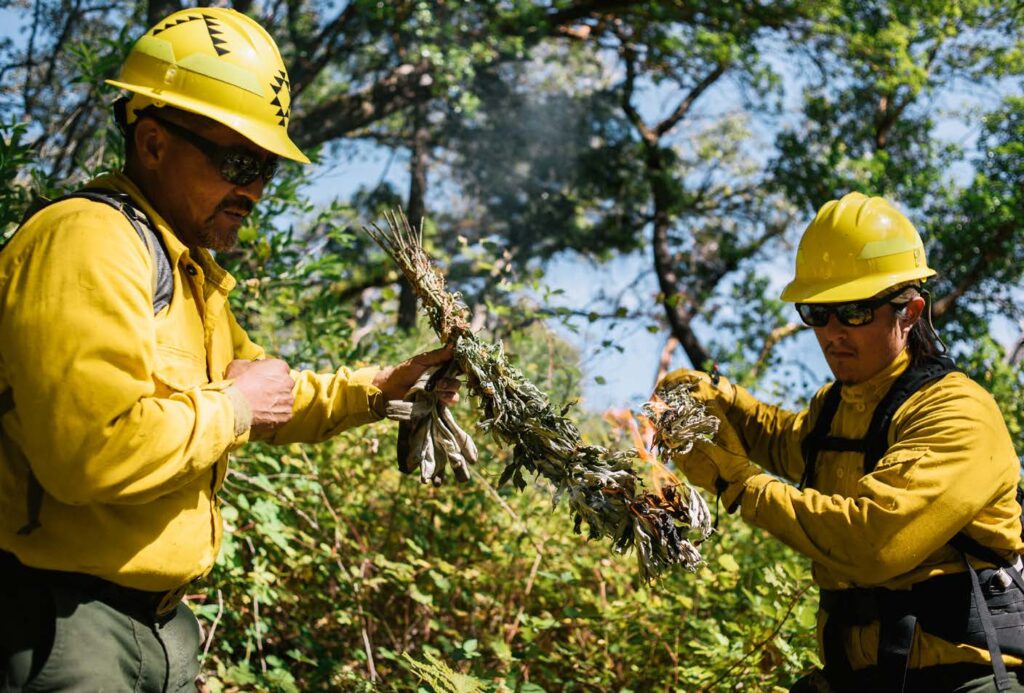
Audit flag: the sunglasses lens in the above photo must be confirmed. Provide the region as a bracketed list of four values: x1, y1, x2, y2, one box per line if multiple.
[836, 303, 874, 326]
[796, 304, 829, 327]
[220, 152, 261, 186]
[261, 157, 279, 183]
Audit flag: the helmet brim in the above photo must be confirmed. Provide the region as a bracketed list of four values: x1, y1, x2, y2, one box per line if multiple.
[780, 267, 937, 303]
[107, 79, 311, 164]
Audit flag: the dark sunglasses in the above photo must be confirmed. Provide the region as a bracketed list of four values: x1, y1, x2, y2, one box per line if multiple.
[149, 115, 278, 187]
[796, 287, 913, 328]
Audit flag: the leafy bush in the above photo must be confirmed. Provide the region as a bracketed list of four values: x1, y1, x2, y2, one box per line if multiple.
[192, 176, 820, 690]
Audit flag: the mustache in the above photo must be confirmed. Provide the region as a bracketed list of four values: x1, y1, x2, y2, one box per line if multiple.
[216, 196, 255, 215]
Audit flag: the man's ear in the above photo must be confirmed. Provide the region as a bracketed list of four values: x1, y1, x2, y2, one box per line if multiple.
[132, 118, 167, 170]
[900, 296, 926, 329]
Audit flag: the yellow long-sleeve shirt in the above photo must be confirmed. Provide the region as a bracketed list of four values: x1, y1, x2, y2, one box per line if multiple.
[0, 172, 383, 590]
[710, 350, 1023, 670]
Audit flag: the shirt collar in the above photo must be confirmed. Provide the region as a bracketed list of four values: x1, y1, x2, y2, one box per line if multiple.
[840, 348, 911, 407]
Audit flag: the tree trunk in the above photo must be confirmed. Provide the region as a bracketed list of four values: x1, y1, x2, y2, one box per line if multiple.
[397, 104, 429, 329]
[645, 142, 711, 369]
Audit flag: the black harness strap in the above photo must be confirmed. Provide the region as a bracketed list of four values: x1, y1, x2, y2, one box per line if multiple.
[67, 190, 174, 315]
[861, 355, 958, 474]
[799, 383, 844, 489]
[966, 555, 1013, 691]
[951, 528, 1024, 595]
[878, 606, 916, 693]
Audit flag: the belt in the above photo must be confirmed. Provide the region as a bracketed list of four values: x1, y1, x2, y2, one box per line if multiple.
[0, 549, 190, 621]
[827, 663, 1020, 692]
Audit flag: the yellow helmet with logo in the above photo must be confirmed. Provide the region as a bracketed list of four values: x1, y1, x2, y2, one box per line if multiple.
[780, 192, 935, 303]
[106, 7, 309, 164]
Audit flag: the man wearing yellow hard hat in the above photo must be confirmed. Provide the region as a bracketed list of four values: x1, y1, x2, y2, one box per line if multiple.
[0, 8, 460, 689]
[666, 192, 1024, 692]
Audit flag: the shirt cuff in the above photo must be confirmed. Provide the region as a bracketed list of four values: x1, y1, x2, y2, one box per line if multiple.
[224, 384, 253, 437]
[347, 366, 385, 419]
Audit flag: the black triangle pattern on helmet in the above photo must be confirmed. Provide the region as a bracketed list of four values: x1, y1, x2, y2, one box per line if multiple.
[269, 70, 291, 127]
[203, 16, 231, 56]
[152, 14, 204, 36]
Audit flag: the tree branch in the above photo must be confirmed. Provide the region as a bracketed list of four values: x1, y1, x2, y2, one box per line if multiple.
[287, 1, 359, 94]
[655, 335, 680, 387]
[749, 322, 805, 380]
[332, 269, 400, 305]
[615, 30, 726, 369]
[147, 0, 183, 27]
[654, 62, 728, 138]
[618, 36, 655, 143]
[544, 0, 649, 27]
[291, 60, 435, 147]
[932, 218, 1017, 318]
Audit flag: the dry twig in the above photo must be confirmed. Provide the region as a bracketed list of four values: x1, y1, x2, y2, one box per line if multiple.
[365, 209, 719, 580]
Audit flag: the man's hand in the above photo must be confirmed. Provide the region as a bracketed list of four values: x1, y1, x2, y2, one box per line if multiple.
[226, 358, 295, 429]
[658, 367, 736, 409]
[374, 344, 461, 406]
[675, 400, 760, 513]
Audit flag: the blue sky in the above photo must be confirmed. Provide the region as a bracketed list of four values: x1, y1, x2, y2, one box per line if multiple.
[4, 5, 1016, 413]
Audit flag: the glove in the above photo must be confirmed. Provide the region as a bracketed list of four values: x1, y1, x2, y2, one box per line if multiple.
[657, 367, 736, 410]
[385, 363, 477, 485]
[675, 399, 760, 513]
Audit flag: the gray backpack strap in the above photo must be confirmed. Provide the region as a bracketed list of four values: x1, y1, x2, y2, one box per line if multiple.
[72, 189, 173, 315]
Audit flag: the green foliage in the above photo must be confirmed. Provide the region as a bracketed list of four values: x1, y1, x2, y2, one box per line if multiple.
[772, 0, 1023, 212]
[927, 96, 1024, 344]
[195, 165, 819, 689]
[401, 650, 487, 692]
[707, 270, 794, 389]
[7, 1, 1024, 690]
[0, 119, 35, 236]
[203, 383, 819, 691]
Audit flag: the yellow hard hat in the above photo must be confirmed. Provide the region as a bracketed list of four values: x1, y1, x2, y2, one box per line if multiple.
[106, 7, 309, 164]
[780, 192, 935, 303]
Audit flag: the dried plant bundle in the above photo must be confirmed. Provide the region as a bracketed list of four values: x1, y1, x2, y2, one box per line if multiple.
[365, 209, 719, 580]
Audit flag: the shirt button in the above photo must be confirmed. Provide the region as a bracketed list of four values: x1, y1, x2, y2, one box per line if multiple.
[837, 468, 845, 478]
[185, 265, 198, 276]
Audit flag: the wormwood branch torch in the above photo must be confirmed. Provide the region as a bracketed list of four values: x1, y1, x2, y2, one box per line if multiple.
[365, 210, 719, 580]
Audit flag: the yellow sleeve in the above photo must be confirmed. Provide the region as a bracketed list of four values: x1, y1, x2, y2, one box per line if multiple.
[228, 308, 266, 361]
[221, 303, 384, 444]
[0, 203, 237, 505]
[264, 366, 385, 445]
[739, 377, 1019, 585]
[726, 383, 818, 483]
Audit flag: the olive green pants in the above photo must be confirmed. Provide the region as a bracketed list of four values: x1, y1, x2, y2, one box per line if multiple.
[0, 578, 200, 692]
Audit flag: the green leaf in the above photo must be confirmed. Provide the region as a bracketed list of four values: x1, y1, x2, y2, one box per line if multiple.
[409, 584, 434, 606]
[718, 554, 740, 572]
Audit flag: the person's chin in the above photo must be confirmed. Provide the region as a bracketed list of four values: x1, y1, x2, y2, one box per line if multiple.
[193, 231, 235, 252]
[826, 357, 860, 384]
[201, 219, 241, 252]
